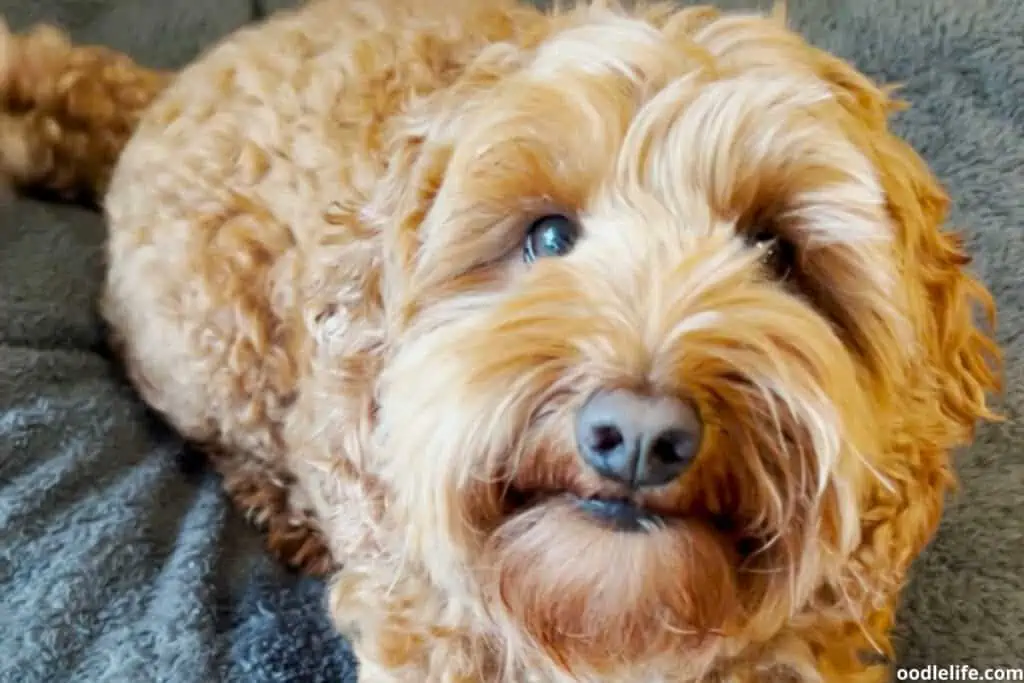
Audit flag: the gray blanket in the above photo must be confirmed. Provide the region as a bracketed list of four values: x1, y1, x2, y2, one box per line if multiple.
[0, 0, 1021, 681]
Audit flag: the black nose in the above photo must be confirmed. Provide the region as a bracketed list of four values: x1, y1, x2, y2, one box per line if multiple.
[575, 389, 702, 489]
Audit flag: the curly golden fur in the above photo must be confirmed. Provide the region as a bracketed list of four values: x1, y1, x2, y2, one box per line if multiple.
[0, 20, 168, 200]
[0, 0, 1002, 681]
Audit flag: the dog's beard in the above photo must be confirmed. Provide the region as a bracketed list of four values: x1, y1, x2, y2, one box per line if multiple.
[374, 249, 876, 674]
[481, 496, 737, 674]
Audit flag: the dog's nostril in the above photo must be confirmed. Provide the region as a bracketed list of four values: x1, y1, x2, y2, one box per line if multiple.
[589, 425, 624, 453]
[575, 389, 703, 489]
[649, 429, 694, 464]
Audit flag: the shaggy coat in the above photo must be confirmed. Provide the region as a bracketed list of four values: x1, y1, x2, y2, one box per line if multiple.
[0, 1, 1000, 681]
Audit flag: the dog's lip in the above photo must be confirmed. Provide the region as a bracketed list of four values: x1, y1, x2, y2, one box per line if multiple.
[503, 486, 676, 532]
[570, 495, 665, 532]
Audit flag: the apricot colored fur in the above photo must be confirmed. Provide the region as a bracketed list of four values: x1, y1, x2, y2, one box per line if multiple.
[0, 20, 168, 201]
[0, 1, 1001, 681]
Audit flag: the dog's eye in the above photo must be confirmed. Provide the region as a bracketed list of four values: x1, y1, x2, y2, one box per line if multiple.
[748, 230, 795, 279]
[524, 214, 580, 263]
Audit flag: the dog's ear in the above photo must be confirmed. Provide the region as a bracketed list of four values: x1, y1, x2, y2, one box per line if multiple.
[364, 44, 528, 323]
[814, 55, 1003, 445]
[731, 13, 1005, 443]
[796, 66, 1003, 592]
[369, 118, 455, 311]
[867, 130, 1002, 444]
[839, 114, 1003, 582]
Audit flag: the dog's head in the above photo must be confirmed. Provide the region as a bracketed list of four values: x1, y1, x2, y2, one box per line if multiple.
[363, 2, 999, 677]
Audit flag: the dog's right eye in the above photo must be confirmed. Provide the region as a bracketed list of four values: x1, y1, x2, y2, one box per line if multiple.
[524, 214, 580, 263]
[747, 229, 795, 280]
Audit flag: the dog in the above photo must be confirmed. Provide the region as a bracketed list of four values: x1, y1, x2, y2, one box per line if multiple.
[0, 0, 1002, 680]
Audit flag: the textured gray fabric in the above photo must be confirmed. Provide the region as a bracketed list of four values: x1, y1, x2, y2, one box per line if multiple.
[0, 0, 1021, 681]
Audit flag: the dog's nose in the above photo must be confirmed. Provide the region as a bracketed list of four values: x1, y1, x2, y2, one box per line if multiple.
[575, 389, 702, 489]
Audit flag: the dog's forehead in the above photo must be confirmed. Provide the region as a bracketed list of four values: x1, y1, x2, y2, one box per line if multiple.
[526, 9, 692, 87]
[444, 7, 872, 222]
[450, 74, 873, 240]
[522, 6, 824, 101]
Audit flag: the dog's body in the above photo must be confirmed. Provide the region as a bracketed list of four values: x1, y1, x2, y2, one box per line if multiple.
[0, 1, 1001, 681]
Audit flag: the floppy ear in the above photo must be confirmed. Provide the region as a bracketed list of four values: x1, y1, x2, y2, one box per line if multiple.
[362, 43, 530, 325]
[868, 131, 1002, 444]
[835, 128, 1005, 606]
[789, 34, 1003, 445]
[817, 62, 1003, 591]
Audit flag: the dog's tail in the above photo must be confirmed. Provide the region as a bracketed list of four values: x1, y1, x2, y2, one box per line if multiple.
[0, 20, 170, 203]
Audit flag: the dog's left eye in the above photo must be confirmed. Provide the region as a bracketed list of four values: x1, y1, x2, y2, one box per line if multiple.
[748, 231, 795, 279]
[524, 214, 580, 263]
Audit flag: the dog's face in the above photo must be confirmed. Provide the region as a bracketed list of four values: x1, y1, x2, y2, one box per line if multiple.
[366, 4, 997, 677]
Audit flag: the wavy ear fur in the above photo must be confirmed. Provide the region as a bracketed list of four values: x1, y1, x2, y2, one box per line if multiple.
[800, 33, 1003, 583]
[871, 131, 1002, 441]
[820, 60, 1003, 446]
[363, 39, 533, 326]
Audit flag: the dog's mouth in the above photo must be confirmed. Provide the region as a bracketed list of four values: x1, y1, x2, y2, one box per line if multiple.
[571, 495, 667, 532]
[503, 487, 676, 533]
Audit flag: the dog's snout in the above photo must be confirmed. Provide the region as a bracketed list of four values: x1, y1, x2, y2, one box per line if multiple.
[575, 389, 702, 489]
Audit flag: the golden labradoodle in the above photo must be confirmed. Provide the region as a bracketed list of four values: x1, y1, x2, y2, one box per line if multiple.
[0, 1, 1001, 680]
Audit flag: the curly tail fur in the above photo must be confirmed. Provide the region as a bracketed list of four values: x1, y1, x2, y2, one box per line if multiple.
[0, 19, 169, 203]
